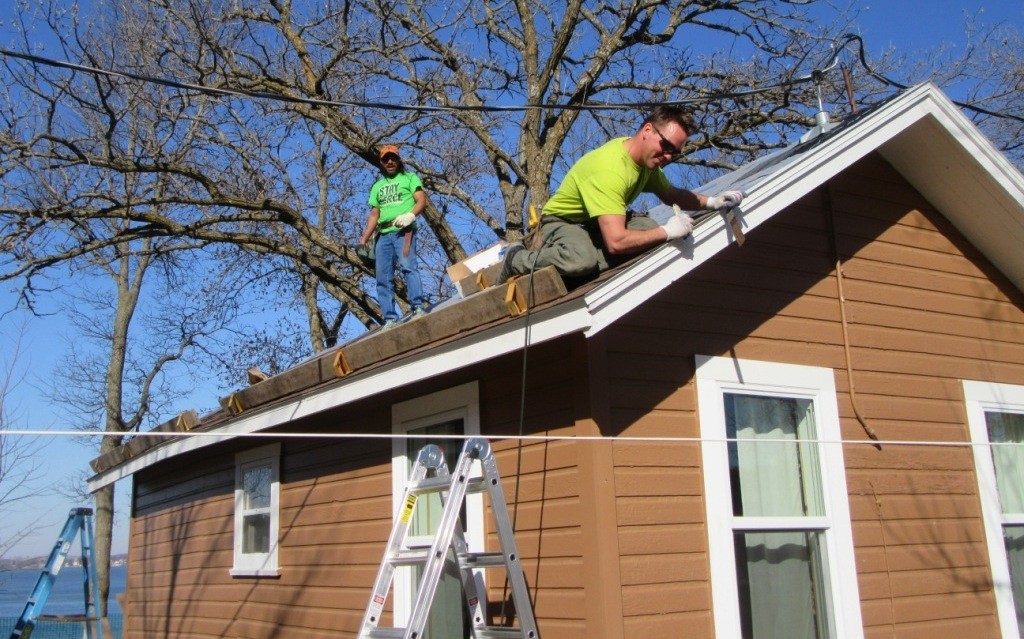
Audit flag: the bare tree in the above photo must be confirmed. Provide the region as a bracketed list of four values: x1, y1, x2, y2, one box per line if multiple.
[0, 325, 49, 561]
[0, 0, 1021, 609]
[1, 1, 856, 335]
[4, 1, 1020, 349]
[896, 17, 1023, 165]
[50, 241, 239, 615]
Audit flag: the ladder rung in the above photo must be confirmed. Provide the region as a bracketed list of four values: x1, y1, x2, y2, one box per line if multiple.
[408, 475, 486, 494]
[366, 625, 532, 639]
[388, 549, 431, 566]
[360, 440, 538, 639]
[477, 627, 537, 639]
[458, 551, 506, 568]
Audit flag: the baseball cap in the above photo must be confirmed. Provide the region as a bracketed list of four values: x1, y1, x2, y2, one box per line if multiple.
[379, 144, 400, 160]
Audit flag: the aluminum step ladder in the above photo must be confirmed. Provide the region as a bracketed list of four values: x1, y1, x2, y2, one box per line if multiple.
[9, 507, 104, 639]
[358, 438, 539, 639]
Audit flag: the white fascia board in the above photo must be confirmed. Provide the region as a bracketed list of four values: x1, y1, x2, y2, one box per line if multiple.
[878, 87, 1024, 293]
[919, 85, 1024, 194]
[880, 84, 1024, 210]
[584, 83, 965, 335]
[87, 299, 592, 492]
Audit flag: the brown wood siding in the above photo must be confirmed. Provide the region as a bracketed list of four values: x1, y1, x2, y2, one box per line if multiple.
[125, 151, 1024, 639]
[128, 339, 598, 638]
[600, 151, 1022, 637]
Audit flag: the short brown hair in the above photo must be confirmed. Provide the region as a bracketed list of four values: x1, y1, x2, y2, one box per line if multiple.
[642, 105, 697, 137]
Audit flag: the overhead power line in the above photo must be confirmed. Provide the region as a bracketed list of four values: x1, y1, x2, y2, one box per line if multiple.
[0, 33, 1019, 122]
[0, 46, 821, 114]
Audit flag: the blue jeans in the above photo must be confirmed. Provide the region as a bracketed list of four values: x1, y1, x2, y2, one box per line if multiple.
[374, 229, 425, 321]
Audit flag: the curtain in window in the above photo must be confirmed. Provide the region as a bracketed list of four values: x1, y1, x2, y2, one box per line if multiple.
[727, 394, 828, 639]
[987, 412, 1024, 514]
[987, 411, 1024, 635]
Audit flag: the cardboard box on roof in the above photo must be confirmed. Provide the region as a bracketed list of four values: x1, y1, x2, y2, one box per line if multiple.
[446, 241, 506, 296]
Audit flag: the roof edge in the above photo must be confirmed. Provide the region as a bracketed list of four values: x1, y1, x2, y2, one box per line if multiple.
[87, 299, 593, 491]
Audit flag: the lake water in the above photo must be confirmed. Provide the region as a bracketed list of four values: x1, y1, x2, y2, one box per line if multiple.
[0, 564, 126, 617]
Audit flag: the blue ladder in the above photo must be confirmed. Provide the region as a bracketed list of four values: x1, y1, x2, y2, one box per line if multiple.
[9, 507, 105, 639]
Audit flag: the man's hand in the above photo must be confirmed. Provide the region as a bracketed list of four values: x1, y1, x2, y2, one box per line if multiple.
[705, 190, 745, 210]
[660, 209, 694, 241]
[393, 212, 416, 228]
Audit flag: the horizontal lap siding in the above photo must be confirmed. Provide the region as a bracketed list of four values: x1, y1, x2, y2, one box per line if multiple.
[128, 435, 394, 639]
[485, 340, 588, 635]
[603, 152, 1023, 637]
[128, 341, 588, 638]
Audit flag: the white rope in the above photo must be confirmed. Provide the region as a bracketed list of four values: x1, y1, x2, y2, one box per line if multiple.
[1, 428, 1020, 449]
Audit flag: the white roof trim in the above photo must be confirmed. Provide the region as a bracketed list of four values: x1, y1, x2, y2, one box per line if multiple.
[88, 299, 592, 490]
[90, 83, 1024, 490]
[586, 82, 1024, 334]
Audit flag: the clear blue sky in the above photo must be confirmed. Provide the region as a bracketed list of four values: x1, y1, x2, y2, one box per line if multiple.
[1, 0, 1021, 560]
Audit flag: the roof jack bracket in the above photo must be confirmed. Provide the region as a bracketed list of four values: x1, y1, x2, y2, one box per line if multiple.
[800, 70, 837, 143]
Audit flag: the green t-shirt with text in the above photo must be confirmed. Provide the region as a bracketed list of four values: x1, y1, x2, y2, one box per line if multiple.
[368, 171, 422, 234]
[542, 137, 669, 223]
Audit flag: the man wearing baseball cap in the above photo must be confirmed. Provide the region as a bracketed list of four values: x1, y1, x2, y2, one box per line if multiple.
[359, 144, 428, 330]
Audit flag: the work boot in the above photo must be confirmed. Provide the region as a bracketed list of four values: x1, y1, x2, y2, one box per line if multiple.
[379, 319, 398, 332]
[411, 306, 427, 319]
[497, 242, 525, 283]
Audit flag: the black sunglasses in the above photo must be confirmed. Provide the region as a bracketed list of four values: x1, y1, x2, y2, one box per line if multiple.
[650, 123, 684, 160]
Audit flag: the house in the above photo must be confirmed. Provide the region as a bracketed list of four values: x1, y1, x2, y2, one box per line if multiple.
[88, 82, 1024, 639]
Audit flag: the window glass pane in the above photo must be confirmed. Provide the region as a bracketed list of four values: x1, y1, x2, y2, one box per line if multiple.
[406, 418, 470, 639]
[408, 419, 466, 537]
[725, 394, 824, 517]
[986, 411, 1024, 515]
[1006, 526, 1024, 637]
[734, 531, 830, 639]
[243, 465, 271, 510]
[242, 513, 270, 554]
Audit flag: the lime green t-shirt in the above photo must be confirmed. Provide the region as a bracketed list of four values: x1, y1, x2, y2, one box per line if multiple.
[542, 137, 670, 223]
[368, 171, 422, 234]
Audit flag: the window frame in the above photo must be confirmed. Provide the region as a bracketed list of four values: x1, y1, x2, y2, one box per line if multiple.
[231, 443, 281, 577]
[696, 355, 864, 638]
[391, 382, 483, 626]
[963, 379, 1024, 638]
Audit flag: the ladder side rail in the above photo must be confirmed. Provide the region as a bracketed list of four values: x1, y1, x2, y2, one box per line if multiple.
[480, 452, 540, 639]
[8, 511, 86, 639]
[81, 512, 103, 639]
[403, 442, 482, 639]
[449, 517, 490, 637]
[358, 445, 445, 638]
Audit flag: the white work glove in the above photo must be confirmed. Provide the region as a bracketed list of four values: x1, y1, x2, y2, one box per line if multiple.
[661, 206, 695, 241]
[704, 190, 745, 210]
[393, 212, 416, 228]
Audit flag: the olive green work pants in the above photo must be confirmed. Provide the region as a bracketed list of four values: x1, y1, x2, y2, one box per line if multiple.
[509, 214, 659, 278]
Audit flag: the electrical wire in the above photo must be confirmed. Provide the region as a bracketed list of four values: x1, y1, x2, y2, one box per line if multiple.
[836, 33, 1024, 124]
[0, 46, 817, 114]
[4, 33, 1018, 123]
[3, 33, 1019, 124]
[498, 225, 546, 624]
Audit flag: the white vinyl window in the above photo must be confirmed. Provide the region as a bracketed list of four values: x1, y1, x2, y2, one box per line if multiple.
[696, 356, 863, 639]
[392, 382, 483, 639]
[231, 443, 281, 577]
[964, 380, 1024, 638]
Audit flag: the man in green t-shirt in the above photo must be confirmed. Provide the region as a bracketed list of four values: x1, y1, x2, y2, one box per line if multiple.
[359, 144, 427, 330]
[499, 105, 744, 281]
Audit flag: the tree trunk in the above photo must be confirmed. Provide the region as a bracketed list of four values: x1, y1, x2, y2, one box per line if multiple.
[93, 483, 115, 618]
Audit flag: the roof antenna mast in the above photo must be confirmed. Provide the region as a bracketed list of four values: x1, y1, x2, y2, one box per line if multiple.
[800, 69, 837, 142]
